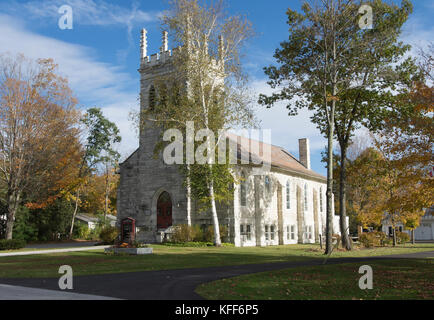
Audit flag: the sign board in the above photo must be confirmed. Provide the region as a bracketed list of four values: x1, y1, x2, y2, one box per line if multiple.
[121, 217, 136, 243]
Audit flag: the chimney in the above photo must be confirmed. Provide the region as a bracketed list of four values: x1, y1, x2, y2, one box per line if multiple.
[140, 28, 148, 59]
[299, 138, 311, 170]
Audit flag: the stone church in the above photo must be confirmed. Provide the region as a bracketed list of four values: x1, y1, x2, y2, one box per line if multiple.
[117, 29, 343, 247]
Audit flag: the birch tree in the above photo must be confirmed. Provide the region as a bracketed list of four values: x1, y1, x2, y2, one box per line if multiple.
[142, 0, 255, 246]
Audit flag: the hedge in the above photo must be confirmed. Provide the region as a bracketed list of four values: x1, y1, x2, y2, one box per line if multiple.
[170, 224, 229, 243]
[99, 226, 119, 244]
[0, 239, 27, 250]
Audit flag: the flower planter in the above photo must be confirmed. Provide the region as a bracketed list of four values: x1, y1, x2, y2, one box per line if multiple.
[105, 247, 153, 255]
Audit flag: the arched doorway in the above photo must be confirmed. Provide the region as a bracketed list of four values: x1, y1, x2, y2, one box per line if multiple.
[157, 191, 172, 229]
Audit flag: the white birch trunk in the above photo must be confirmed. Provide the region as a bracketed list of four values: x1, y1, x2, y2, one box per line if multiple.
[208, 174, 221, 246]
[186, 164, 192, 226]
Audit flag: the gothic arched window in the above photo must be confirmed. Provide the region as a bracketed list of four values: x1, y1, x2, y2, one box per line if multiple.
[320, 186, 323, 213]
[286, 180, 290, 209]
[240, 172, 247, 207]
[265, 176, 271, 194]
[148, 85, 156, 111]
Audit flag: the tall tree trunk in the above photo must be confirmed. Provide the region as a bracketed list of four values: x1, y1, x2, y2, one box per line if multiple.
[325, 10, 336, 255]
[104, 164, 109, 224]
[186, 164, 192, 227]
[69, 189, 80, 239]
[339, 146, 352, 250]
[208, 176, 221, 247]
[325, 113, 334, 255]
[5, 190, 20, 240]
[200, 81, 221, 246]
[412, 229, 415, 244]
[392, 223, 397, 246]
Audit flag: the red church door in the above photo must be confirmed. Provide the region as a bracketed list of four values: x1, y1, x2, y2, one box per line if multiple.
[157, 192, 172, 229]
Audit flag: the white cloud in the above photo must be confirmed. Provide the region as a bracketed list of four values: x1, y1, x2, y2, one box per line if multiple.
[2, 0, 161, 65]
[0, 14, 140, 157]
[2, 0, 158, 27]
[250, 78, 326, 155]
[401, 17, 434, 55]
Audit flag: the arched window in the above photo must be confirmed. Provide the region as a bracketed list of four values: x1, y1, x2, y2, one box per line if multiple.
[157, 191, 172, 229]
[265, 176, 271, 193]
[286, 180, 290, 209]
[304, 183, 308, 211]
[148, 85, 156, 110]
[240, 172, 247, 207]
[159, 83, 168, 107]
[320, 187, 323, 212]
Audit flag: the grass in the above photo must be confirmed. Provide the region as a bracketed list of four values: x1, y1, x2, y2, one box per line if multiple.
[196, 258, 434, 300]
[0, 243, 432, 278]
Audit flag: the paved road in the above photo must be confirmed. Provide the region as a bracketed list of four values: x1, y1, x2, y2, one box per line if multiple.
[25, 241, 100, 249]
[0, 284, 120, 300]
[0, 250, 432, 300]
[0, 245, 110, 257]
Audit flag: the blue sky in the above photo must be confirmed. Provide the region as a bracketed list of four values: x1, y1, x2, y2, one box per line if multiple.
[0, 0, 433, 175]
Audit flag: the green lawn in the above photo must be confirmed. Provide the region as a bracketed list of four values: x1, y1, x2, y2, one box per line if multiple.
[0, 243, 432, 278]
[196, 258, 434, 300]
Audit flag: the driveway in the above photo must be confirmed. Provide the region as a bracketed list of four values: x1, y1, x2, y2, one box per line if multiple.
[0, 284, 120, 300]
[1, 250, 432, 300]
[25, 241, 100, 249]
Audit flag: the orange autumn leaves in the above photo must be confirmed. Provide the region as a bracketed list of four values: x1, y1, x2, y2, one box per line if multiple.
[347, 79, 433, 229]
[1, 54, 119, 220]
[0, 54, 81, 208]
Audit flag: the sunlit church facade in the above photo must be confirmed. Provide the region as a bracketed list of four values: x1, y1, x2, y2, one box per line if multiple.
[117, 29, 344, 247]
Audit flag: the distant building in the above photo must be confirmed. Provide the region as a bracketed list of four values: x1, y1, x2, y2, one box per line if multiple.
[381, 207, 434, 241]
[76, 214, 117, 230]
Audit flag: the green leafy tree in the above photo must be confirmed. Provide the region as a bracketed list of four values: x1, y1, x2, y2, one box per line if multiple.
[259, 0, 416, 252]
[331, 0, 417, 250]
[69, 107, 121, 238]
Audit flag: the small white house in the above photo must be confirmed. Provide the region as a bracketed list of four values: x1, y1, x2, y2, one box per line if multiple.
[76, 214, 117, 230]
[414, 207, 434, 241]
[382, 207, 434, 241]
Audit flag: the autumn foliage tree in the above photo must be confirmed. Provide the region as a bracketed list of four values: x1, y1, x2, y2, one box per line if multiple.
[0, 53, 82, 239]
[80, 169, 119, 217]
[345, 147, 386, 228]
[345, 45, 433, 245]
[371, 45, 433, 246]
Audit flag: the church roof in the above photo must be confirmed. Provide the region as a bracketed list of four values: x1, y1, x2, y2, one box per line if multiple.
[121, 134, 327, 182]
[226, 133, 326, 182]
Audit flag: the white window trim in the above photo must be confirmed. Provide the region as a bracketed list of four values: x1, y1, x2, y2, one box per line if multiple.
[240, 224, 252, 241]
